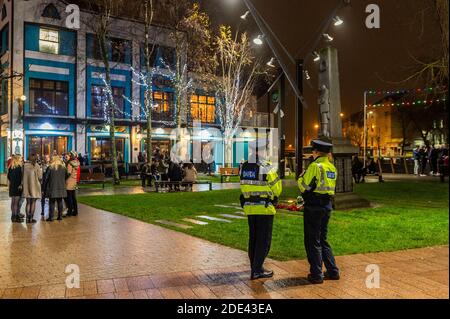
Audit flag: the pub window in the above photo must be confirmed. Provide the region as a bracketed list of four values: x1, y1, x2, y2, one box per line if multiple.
[152, 91, 173, 113]
[39, 28, 59, 54]
[90, 137, 125, 161]
[28, 136, 67, 158]
[190, 94, 215, 123]
[91, 85, 125, 119]
[29, 79, 68, 116]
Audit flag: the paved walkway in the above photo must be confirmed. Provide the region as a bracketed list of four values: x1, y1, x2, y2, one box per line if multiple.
[0, 199, 448, 299]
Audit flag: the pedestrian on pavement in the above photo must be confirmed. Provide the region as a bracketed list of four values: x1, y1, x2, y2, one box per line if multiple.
[240, 146, 282, 280]
[413, 145, 421, 176]
[183, 162, 198, 191]
[40, 154, 51, 217]
[297, 139, 340, 284]
[430, 145, 439, 176]
[351, 155, 364, 183]
[7, 155, 24, 223]
[65, 151, 80, 217]
[44, 156, 67, 221]
[419, 145, 428, 176]
[22, 154, 43, 224]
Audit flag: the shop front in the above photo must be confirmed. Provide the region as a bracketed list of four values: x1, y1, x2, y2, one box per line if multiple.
[24, 122, 74, 160]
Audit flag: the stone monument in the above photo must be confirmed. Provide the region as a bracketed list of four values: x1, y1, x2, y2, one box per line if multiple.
[318, 46, 370, 209]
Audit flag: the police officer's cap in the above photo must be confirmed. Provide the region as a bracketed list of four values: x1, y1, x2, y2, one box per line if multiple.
[311, 139, 333, 153]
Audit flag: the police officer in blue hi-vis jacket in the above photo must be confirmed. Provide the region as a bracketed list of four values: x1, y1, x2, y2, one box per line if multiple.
[298, 139, 340, 284]
[240, 148, 282, 280]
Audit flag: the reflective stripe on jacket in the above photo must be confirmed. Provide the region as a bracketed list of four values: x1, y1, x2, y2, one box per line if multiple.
[240, 161, 282, 216]
[297, 156, 337, 196]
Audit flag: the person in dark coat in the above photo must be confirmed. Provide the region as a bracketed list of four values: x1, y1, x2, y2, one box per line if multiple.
[7, 155, 24, 223]
[351, 156, 364, 183]
[168, 161, 183, 191]
[44, 156, 67, 221]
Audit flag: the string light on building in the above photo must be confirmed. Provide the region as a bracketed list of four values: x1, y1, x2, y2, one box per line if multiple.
[366, 86, 448, 96]
[365, 96, 447, 108]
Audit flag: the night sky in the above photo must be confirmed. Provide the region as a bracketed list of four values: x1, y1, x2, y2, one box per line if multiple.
[201, 0, 441, 146]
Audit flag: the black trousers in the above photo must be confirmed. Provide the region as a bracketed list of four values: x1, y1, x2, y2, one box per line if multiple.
[49, 198, 64, 219]
[66, 190, 78, 216]
[248, 215, 274, 274]
[303, 205, 339, 279]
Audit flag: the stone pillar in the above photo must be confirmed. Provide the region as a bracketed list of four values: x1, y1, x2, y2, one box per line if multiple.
[318, 47, 369, 209]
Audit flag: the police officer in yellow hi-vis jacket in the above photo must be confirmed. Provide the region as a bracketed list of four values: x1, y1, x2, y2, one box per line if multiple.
[298, 139, 340, 284]
[240, 151, 282, 280]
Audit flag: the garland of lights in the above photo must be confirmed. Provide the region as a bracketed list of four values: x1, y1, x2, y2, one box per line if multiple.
[366, 86, 448, 96]
[96, 56, 193, 129]
[365, 96, 447, 108]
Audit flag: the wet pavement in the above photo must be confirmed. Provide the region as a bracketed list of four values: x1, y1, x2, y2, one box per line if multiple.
[0, 176, 448, 299]
[0, 197, 448, 299]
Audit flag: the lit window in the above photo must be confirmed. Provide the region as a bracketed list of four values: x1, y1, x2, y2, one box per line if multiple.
[39, 28, 59, 54]
[190, 94, 215, 123]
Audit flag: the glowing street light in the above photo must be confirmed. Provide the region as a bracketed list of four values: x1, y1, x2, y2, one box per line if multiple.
[240, 11, 250, 20]
[323, 33, 334, 42]
[333, 16, 344, 26]
[266, 57, 276, 68]
[314, 124, 319, 129]
[20, 95, 27, 102]
[253, 34, 264, 45]
[340, 112, 344, 118]
[313, 52, 320, 62]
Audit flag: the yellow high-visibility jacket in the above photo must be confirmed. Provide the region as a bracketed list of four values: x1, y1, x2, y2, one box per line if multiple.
[240, 161, 282, 215]
[298, 156, 337, 196]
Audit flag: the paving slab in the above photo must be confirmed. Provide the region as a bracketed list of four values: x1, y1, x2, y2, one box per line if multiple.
[182, 218, 209, 226]
[219, 214, 246, 220]
[155, 220, 193, 230]
[197, 216, 232, 223]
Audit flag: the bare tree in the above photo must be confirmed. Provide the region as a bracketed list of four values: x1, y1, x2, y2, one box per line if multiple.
[345, 125, 364, 150]
[84, 0, 124, 185]
[215, 26, 260, 167]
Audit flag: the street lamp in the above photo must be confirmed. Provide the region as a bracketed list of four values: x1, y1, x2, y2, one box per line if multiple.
[313, 52, 320, 62]
[266, 57, 276, 68]
[333, 16, 344, 26]
[253, 34, 264, 45]
[240, 10, 250, 20]
[20, 95, 27, 102]
[323, 33, 334, 42]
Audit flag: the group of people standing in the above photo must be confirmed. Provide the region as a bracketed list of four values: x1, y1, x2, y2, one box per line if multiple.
[7, 151, 80, 223]
[413, 144, 449, 177]
[138, 149, 198, 191]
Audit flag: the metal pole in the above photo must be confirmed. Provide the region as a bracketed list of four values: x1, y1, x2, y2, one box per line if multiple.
[279, 74, 286, 179]
[242, 0, 308, 109]
[363, 91, 367, 168]
[295, 59, 304, 178]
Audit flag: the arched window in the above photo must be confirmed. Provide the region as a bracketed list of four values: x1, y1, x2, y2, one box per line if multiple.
[42, 3, 61, 20]
[1, 5, 7, 21]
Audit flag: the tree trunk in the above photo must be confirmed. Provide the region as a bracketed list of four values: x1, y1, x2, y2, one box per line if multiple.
[100, 31, 120, 185]
[144, 0, 153, 165]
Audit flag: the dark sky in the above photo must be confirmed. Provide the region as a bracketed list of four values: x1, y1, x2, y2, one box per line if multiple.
[200, 0, 441, 146]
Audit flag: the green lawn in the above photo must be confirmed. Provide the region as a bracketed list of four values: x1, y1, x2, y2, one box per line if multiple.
[78, 181, 449, 261]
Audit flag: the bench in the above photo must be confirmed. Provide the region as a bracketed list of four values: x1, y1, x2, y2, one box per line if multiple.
[79, 171, 106, 189]
[154, 180, 212, 192]
[219, 167, 240, 183]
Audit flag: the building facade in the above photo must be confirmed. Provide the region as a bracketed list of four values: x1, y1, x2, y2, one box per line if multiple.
[0, 0, 272, 183]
